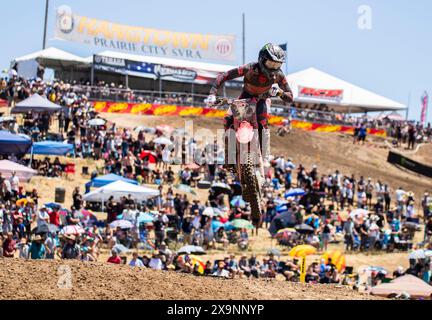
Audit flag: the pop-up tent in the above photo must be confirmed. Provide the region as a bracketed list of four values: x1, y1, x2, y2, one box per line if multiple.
[85, 173, 139, 193]
[12, 94, 62, 114]
[0, 130, 32, 156]
[30, 141, 74, 156]
[0, 160, 37, 181]
[371, 274, 432, 299]
[83, 180, 159, 202]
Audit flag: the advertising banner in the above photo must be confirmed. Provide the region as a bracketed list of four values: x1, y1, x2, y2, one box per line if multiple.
[93, 101, 386, 137]
[387, 151, 432, 178]
[55, 6, 236, 62]
[298, 86, 344, 103]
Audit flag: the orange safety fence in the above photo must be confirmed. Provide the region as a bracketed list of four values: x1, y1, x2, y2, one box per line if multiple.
[94, 101, 386, 137]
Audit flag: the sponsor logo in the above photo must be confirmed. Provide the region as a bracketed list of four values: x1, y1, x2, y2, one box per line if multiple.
[215, 38, 232, 57]
[94, 55, 126, 67]
[57, 5, 74, 34]
[153, 65, 196, 80]
[298, 86, 344, 101]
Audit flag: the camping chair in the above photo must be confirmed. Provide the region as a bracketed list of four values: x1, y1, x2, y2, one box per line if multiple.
[65, 163, 76, 179]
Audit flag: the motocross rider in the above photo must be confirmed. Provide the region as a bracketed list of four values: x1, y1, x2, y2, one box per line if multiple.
[207, 43, 294, 171]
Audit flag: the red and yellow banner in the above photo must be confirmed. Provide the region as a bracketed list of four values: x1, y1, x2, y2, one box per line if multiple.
[94, 101, 386, 137]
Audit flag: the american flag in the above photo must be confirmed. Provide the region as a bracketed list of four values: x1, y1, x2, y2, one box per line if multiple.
[421, 91, 429, 123]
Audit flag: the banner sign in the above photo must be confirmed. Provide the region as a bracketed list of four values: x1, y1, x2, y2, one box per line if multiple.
[93, 55, 126, 74]
[93, 101, 386, 137]
[55, 6, 236, 62]
[126, 60, 197, 82]
[298, 86, 344, 102]
[387, 151, 432, 178]
[93, 54, 239, 85]
[421, 91, 429, 124]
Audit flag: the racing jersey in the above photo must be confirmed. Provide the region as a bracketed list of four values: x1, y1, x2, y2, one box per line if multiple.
[210, 62, 293, 101]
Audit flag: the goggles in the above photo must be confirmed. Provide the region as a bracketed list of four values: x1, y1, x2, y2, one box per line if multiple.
[264, 60, 283, 70]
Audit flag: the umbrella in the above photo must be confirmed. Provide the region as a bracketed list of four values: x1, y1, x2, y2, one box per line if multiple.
[45, 202, 62, 209]
[153, 137, 173, 146]
[174, 184, 197, 196]
[202, 207, 221, 217]
[88, 118, 106, 126]
[0, 116, 14, 123]
[223, 221, 235, 231]
[80, 209, 96, 217]
[60, 225, 85, 235]
[112, 244, 130, 254]
[289, 244, 317, 258]
[275, 228, 298, 241]
[230, 196, 246, 208]
[211, 182, 231, 195]
[350, 208, 369, 219]
[285, 188, 306, 198]
[137, 212, 155, 224]
[16, 198, 30, 206]
[267, 248, 281, 257]
[156, 124, 174, 134]
[177, 245, 206, 255]
[134, 126, 156, 134]
[403, 222, 421, 231]
[36, 223, 59, 234]
[360, 266, 388, 275]
[321, 250, 346, 272]
[274, 199, 288, 206]
[184, 163, 200, 170]
[409, 249, 432, 260]
[231, 219, 254, 230]
[178, 254, 206, 274]
[211, 220, 225, 232]
[139, 150, 157, 163]
[109, 219, 134, 229]
[295, 223, 315, 234]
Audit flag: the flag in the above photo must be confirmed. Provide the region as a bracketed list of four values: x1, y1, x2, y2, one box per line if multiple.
[421, 91, 429, 123]
[279, 43, 287, 51]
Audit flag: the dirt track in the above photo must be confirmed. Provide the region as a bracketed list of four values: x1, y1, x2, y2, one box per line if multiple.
[0, 258, 382, 300]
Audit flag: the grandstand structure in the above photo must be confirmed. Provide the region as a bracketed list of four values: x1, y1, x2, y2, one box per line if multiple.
[12, 47, 406, 116]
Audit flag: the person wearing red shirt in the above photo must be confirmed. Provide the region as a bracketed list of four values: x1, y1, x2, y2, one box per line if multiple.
[107, 250, 121, 264]
[2, 232, 16, 258]
[49, 207, 61, 226]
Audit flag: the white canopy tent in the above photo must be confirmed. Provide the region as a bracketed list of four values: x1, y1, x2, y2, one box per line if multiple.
[0, 160, 37, 182]
[13, 47, 90, 69]
[82, 180, 160, 202]
[287, 68, 406, 113]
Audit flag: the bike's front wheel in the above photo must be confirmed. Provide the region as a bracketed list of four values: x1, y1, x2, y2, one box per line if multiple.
[240, 152, 262, 221]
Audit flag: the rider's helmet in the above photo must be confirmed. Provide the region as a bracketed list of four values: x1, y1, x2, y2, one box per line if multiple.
[258, 43, 286, 78]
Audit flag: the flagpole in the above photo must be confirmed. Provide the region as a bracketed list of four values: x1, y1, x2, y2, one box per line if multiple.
[43, 0, 49, 49]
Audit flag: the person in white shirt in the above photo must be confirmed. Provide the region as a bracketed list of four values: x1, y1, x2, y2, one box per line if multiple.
[148, 251, 163, 270]
[35, 206, 50, 228]
[18, 237, 30, 259]
[213, 261, 230, 278]
[395, 187, 406, 206]
[129, 252, 145, 268]
[10, 171, 19, 194]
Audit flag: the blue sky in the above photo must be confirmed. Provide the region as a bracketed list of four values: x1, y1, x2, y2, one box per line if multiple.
[2, 0, 431, 122]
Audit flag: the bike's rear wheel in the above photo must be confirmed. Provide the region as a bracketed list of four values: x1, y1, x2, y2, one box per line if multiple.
[240, 152, 261, 221]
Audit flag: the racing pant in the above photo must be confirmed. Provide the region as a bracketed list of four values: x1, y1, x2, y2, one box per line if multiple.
[223, 91, 270, 166]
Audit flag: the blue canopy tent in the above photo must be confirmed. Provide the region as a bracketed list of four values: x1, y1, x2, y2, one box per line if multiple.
[30, 141, 74, 156]
[0, 130, 32, 157]
[85, 173, 139, 193]
[11, 94, 62, 114]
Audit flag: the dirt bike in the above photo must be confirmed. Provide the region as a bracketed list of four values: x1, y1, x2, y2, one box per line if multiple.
[210, 97, 265, 221]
